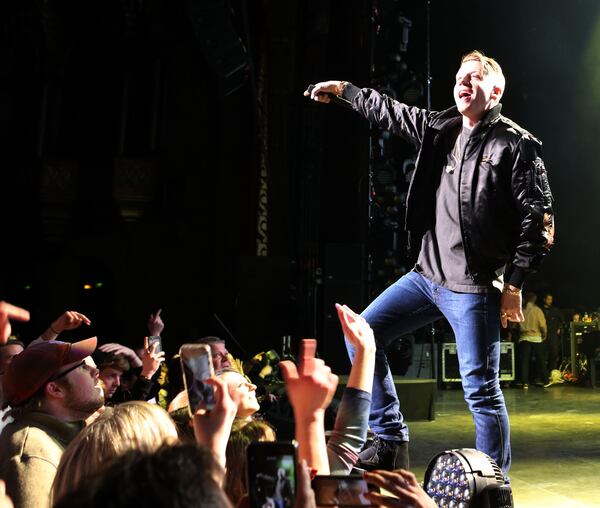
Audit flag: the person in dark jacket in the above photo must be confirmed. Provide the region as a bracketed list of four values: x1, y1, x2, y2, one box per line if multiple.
[541, 293, 564, 373]
[305, 50, 554, 475]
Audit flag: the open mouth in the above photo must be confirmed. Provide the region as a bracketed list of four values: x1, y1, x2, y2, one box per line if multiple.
[458, 90, 471, 100]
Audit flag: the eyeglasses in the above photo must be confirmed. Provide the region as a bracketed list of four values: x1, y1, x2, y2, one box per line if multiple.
[49, 361, 86, 381]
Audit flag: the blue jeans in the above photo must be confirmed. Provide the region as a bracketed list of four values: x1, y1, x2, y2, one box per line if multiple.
[346, 270, 511, 473]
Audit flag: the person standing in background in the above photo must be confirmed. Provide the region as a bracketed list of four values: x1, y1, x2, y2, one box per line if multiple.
[519, 292, 547, 389]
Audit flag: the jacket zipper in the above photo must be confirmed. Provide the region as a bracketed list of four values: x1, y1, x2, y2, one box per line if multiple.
[457, 135, 476, 281]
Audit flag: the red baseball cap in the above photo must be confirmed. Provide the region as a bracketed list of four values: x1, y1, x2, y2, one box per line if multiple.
[2, 337, 97, 408]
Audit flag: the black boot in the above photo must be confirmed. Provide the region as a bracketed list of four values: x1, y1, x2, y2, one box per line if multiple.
[356, 436, 410, 471]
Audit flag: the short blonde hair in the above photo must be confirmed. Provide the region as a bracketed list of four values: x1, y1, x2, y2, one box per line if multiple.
[461, 50, 506, 93]
[52, 401, 179, 504]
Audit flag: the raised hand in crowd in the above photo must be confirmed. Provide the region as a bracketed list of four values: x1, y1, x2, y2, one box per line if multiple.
[336, 303, 376, 393]
[147, 308, 164, 336]
[321, 303, 377, 474]
[337, 304, 375, 351]
[280, 339, 338, 474]
[280, 339, 338, 415]
[0, 301, 30, 344]
[41, 310, 91, 340]
[98, 342, 143, 368]
[140, 336, 166, 379]
[364, 469, 436, 508]
[192, 376, 238, 470]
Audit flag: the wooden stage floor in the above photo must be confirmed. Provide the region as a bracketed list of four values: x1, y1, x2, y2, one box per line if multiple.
[407, 384, 600, 507]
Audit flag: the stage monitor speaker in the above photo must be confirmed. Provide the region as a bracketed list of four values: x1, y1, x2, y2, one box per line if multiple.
[442, 342, 515, 383]
[336, 376, 436, 421]
[404, 343, 433, 378]
[387, 335, 433, 379]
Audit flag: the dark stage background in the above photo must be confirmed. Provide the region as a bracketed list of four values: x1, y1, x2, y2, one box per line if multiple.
[2, 0, 599, 366]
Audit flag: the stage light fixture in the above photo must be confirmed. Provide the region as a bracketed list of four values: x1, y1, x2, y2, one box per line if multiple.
[424, 448, 513, 508]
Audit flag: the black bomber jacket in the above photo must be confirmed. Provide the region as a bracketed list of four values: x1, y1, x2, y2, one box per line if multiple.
[342, 83, 554, 288]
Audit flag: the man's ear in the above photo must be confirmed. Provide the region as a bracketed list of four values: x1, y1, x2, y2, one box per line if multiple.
[45, 380, 66, 401]
[491, 85, 503, 102]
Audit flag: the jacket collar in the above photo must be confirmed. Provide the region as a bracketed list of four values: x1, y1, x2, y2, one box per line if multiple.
[12, 410, 85, 446]
[435, 103, 503, 135]
[473, 104, 503, 135]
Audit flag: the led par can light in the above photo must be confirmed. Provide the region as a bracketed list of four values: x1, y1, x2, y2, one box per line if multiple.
[423, 448, 513, 508]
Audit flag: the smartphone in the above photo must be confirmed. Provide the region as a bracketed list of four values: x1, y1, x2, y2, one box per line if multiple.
[247, 441, 298, 508]
[312, 475, 380, 507]
[179, 344, 215, 415]
[147, 335, 162, 353]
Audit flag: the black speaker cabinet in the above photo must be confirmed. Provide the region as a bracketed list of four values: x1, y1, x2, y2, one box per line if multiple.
[335, 376, 436, 421]
[442, 342, 515, 383]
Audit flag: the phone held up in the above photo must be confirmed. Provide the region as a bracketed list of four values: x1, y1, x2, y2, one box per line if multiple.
[147, 335, 162, 353]
[311, 475, 380, 507]
[247, 441, 298, 508]
[179, 343, 215, 416]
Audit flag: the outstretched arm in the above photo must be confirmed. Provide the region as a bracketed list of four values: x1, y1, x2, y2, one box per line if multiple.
[0, 301, 30, 344]
[280, 339, 338, 474]
[337, 304, 376, 393]
[192, 376, 237, 471]
[327, 304, 375, 473]
[39, 311, 91, 341]
[303, 80, 346, 104]
[304, 81, 430, 146]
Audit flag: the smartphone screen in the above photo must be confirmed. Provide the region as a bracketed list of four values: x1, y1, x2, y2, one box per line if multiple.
[247, 442, 297, 508]
[148, 335, 162, 353]
[312, 475, 379, 507]
[179, 344, 215, 415]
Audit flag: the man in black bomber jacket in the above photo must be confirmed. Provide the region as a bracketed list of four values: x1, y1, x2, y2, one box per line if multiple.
[305, 50, 554, 476]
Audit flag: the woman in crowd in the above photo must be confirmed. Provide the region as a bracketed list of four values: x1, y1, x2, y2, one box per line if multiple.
[220, 303, 376, 503]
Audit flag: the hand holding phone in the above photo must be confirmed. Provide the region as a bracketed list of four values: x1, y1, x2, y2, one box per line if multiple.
[363, 469, 435, 508]
[179, 344, 215, 415]
[247, 442, 298, 508]
[191, 375, 238, 469]
[312, 475, 380, 507]
[147, 335, 163, 353]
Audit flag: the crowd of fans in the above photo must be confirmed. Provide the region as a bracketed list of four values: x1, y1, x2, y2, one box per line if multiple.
[0, 300, 437, 508]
